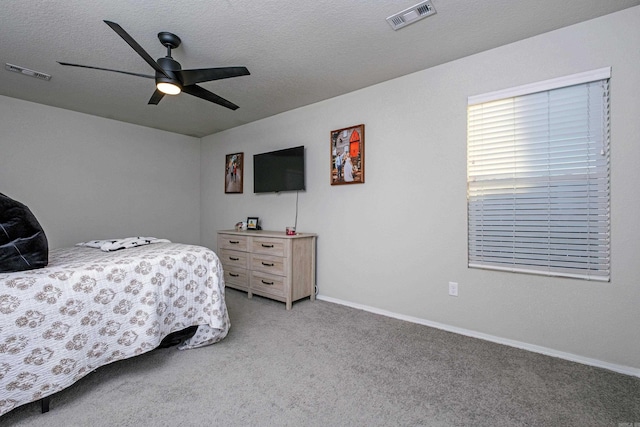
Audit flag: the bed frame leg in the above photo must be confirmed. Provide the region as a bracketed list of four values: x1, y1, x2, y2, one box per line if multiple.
[41, 396, 50, 413]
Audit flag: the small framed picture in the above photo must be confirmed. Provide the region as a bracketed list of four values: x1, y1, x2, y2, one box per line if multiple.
[225, 152, 244, 194]
[331, 124, 364, 185]
[247, 217, 259, 230]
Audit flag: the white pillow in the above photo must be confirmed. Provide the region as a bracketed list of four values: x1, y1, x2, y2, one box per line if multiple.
[76, 237, 171, 251]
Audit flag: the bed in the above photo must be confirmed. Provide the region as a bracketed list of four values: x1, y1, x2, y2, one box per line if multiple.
[0, 242, 229, 416]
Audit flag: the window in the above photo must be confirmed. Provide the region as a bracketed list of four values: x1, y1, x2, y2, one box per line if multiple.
[467, 68, 610, 281]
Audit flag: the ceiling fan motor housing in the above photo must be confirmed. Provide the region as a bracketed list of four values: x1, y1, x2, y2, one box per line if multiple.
[156, 56, 182, 89]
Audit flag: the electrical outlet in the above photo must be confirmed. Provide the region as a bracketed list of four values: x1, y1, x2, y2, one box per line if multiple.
[448, 282, 459, 297]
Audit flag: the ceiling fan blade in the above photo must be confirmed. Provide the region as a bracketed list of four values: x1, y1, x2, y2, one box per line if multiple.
[148, 89, 165, 105]
[103, 20, 169, 78]
[177, 67, 250, 87]
[57, 62, 154, 79]
[182, 85, 239, 110]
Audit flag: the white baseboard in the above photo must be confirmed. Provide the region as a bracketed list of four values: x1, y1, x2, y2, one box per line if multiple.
[316, 295, 640, 378]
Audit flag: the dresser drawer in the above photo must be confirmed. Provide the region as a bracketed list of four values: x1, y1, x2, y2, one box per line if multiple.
[224, 267, 249, 290]
[251, 237, 286, 257]
[220, 249, 248, 269]
[250, 253, 285, 276]
[250, 271, 286, 297]
[218, 234, 248, 252]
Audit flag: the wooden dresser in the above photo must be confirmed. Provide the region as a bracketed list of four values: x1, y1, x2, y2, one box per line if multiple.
[217, 230, 317, 310]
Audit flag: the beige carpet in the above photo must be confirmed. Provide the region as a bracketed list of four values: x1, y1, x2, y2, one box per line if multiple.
[2, 288, 639, 426]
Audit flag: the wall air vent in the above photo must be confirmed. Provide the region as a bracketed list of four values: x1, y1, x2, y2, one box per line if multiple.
[386, 0, 436, 31]
[5, 63, 51, 81]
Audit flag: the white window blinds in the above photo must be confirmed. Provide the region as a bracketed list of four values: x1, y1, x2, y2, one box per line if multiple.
[467, 68, 610, 281]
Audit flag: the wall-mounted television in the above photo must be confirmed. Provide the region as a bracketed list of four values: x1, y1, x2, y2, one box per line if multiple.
[253, 146, 305, 193]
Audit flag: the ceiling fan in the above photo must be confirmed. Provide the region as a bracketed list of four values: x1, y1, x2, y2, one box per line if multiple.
[58, 20, 250, 110]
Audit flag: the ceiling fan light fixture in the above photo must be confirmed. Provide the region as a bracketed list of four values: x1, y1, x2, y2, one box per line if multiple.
[157, 81, 181, 95]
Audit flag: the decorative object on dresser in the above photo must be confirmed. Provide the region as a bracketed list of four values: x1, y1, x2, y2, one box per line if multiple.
[246, 217, 260, 230]
[331, 124, 364, 185]
[218, 230, 317, 310]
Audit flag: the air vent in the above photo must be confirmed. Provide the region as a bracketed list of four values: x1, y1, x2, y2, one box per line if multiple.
[5, 63, 51, 81]
[386, 0, 437, 31]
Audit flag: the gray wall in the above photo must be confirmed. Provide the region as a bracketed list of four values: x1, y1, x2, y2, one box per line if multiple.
[201, 7, 640, 372]
[0, 97, 201, 248]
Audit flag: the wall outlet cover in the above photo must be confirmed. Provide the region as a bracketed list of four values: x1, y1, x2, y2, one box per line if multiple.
[448, 282, 459, 297]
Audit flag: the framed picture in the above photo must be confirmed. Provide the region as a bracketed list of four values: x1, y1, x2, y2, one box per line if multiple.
[225, 152, 244, 194]
[331, 124, 364, 185]
[246, 217, 259, 230]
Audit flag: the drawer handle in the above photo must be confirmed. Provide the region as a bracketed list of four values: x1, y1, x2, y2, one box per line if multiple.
[229, 257, 240, 261]
[261, 262, 274, 267]
[261, 244, 274, 248]
[261, 280, 274, 285]
[229, 273, 239, 277]
[229, 240, 240, 244]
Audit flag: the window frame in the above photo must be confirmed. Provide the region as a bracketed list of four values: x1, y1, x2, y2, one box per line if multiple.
[466, 68, 611, 281]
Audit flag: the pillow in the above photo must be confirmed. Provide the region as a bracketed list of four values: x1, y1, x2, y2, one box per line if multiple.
[76, 237, 171, 251]
[0, 192, 48, 273]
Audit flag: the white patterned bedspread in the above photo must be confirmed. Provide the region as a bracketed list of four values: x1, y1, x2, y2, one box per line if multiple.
[0, 243, 229, 416]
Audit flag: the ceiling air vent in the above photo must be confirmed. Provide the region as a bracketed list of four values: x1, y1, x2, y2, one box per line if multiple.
[5, 63, 51, 81]
[386, 0, 437, 31]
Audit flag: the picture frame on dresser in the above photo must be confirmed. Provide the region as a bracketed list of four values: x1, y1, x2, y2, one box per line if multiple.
[247, 217, 259, 230]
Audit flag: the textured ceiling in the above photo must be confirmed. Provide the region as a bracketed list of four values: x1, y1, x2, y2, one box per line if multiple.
[1, 0, 638, 138]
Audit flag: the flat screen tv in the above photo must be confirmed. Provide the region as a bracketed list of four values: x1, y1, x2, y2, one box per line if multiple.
[253, 146, 305, 193]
